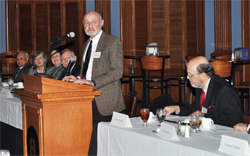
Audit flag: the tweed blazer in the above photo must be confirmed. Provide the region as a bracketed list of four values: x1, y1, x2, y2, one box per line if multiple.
[80, 31, 125, 116]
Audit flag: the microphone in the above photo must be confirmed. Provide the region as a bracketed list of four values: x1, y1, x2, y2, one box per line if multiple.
[64, 56, 75, 77]
[50, 32, 75, 45]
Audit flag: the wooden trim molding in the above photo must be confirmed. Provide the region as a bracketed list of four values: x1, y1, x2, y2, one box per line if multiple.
[211, 0, 232, 58]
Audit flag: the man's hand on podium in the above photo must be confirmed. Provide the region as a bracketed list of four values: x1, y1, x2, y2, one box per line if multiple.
[62, 75, 94, 86]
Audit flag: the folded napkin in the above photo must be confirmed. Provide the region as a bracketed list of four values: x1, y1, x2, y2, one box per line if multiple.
[2, 82, 9, 87]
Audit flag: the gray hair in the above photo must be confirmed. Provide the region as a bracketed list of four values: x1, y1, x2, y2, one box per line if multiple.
[18, 51, 29, 58]
[61, 49, 75, 57]
[196, 63, 214, 77]
[83, 11, 102, 21]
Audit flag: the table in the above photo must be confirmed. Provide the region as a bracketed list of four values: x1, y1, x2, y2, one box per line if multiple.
[0, 86, 23, 155]
[97, 116, 250, 156]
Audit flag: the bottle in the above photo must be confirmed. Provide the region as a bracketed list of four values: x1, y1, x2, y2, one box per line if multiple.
[177, 120, 181, 136]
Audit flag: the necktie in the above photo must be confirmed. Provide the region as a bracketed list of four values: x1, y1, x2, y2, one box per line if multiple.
[82, 40, 92, 79]
[14, 67, 21, 79]
[200, 90, 205, 111]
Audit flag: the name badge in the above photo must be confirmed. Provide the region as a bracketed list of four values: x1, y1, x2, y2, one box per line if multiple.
[218, 135, 250, 156]
[202, 107, 207, 114]
[93, 52, 101, 58]
[157, 123, 180, 141]
[0, 88, 13, 98]
[110, 112, 133, 128]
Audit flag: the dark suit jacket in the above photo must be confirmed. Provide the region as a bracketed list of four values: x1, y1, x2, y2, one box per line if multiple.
[80, 31, 125, 116]
[58, 63, 81, 80]
[179, 74, 244, 127]
[13, 62, 32, 83]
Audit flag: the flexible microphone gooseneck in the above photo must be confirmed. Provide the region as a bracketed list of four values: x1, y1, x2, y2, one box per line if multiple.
[50, 32, 75, 45]
[64, 56, 75, 77]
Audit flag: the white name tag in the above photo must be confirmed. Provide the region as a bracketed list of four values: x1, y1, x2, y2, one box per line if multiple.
[157, 123, 180, 141]
[93, 52, 101, 58]
[218, 135, 250, 156]
[0, 88, 13, 98]
[110, 112, 133, 128]
[202, 106, 207, 114]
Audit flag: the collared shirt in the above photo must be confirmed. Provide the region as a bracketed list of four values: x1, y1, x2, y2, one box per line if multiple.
[83, 30, 103, 80]
[202, 77, 211, 98]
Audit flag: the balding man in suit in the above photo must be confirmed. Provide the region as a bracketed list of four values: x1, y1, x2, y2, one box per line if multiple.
[62, 11, 125, 155]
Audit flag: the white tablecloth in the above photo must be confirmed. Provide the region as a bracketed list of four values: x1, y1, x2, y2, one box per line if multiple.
[0, 87, 22, 130]
[97, 116, 250, 156]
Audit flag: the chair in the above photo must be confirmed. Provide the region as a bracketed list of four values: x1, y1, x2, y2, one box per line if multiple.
[243, 115, 250, 124]
[1, 51, 17, 81]
[122, 58, 142, 94]
[210, 60, 235, 85]
[235, 85, 250, 114]
[140, 56, 166, 108]
[123, 91, 137, 117]
[165, 55, 198, 104]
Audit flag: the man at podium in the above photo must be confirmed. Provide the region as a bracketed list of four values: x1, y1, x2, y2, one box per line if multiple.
[62, 11, 126, 155]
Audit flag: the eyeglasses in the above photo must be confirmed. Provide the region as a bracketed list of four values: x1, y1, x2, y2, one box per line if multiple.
[187, 73, 200, 79]
[51, 55, 60, 59]
[61, 57, 70, 61]
[34, 57, 44, 61]
[83, 20, 100, 26]
[17, 58, 25, 61]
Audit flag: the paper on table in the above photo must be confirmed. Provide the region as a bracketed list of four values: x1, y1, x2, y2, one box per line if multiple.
[2, 82, 9, 87]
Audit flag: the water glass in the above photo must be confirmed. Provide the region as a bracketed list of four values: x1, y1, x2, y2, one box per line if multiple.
[156, 108, 166, 126]
[189, 114, 199, 133]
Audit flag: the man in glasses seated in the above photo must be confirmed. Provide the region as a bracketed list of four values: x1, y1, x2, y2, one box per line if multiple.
[153, 56, 243, 127]
[13, 51, 32, 83]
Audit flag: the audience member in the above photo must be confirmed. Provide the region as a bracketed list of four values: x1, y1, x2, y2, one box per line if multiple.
[62, 11, 125, 155]
[153, 56, 243, 127]
[13, 51, 32, 83]
[46, 50, 64, 79]
[58, 49, 80, 80]
[28, 51, 47, 75]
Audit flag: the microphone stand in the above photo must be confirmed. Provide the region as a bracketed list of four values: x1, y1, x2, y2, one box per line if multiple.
[34, 41, 63, 78]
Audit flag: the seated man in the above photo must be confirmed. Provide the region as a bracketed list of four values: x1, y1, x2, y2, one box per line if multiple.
[13, 51, 32, 83]
[158, 56, 243, 127]
[234, 123, 250, 134]
[58, 49, 81, 80]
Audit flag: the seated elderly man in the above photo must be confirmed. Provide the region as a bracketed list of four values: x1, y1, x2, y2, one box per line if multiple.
[58, 49, 81, 80]
[13, 51, 32, 83]
[154, 56, 243, 127]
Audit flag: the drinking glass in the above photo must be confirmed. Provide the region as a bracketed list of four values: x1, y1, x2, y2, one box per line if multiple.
[140, 108, 150, 126]
[197, 114, 203, 131]
[189, 114, 199, 133]
[0, 150, 10, 156]
[156, 108, 166, 126]
[7, 78, 14, 90]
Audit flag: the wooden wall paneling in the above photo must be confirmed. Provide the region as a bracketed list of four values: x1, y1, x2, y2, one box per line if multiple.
[50, 1, 62, 51]
[95, 0, 111, 34]
[78, 0, 85, 64]
[19, 1, 32, 53]
[65, 1, 80, 60]
[241, 0, 250, 83]
[6, 1, 19, 52]
[135, 1, 148, 56]
[211, 0, 232, 58]
[196, 0, 205, 56]
[169, 0, 186, 69]
[36, 1, 49, 53]
[120, 0, 135, 54]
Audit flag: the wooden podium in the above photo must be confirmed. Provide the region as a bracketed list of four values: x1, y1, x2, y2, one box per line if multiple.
[14, 75, 100, 156]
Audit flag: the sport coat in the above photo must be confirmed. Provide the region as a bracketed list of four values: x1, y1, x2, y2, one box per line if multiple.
[80, 32, 125, 116]
[13, 62, 32, 83]
[58, 63, 81, 80]
[179, 74, 243, 127]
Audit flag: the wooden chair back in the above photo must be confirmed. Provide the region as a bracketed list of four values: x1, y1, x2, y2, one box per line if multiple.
[210, 60, 234, 85]
[215, 54, 232, 61]
[243, 115, 250, 124]
[140, 56, 164, 71]
[1, 51, 17, 80]
[123, 94, 136, 117]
